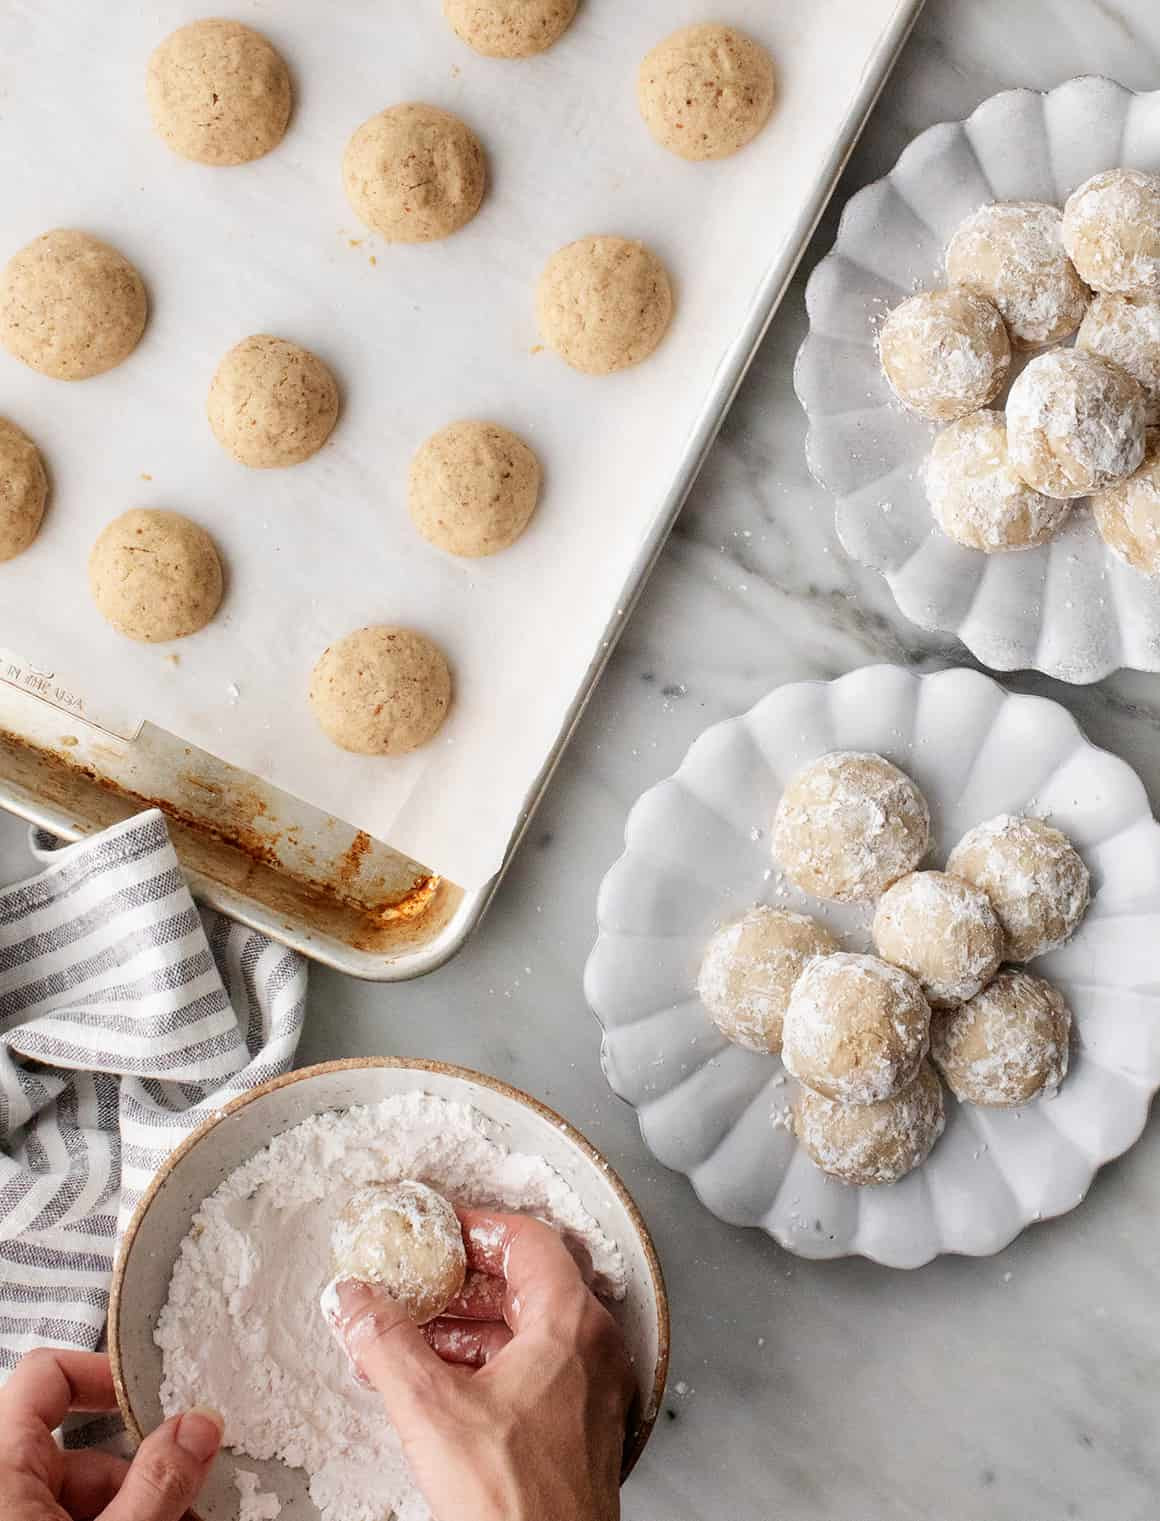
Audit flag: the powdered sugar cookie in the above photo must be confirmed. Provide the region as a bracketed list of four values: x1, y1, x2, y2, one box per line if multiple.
[794, 1062, 945, 1186]
[932, 970, 1071, 1107]
[878, 288, 1010, 422]
[945, 201, 1088, 348]
[1077, 292, 1160, 422]
[1063, 168, 1160, 295]
[697, 906, 836, 1054]
[328, 1180, 466, 1325]
[1092, 443, 1160, 578]
[946, 814, 1089, 962]
[873, 870, 1003, 1008]
[1006, 348, 1146, 499]
[924, 410, 1071, 552]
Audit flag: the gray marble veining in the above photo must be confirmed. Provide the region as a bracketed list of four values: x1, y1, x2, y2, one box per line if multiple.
[4, 2, 1160, 1516]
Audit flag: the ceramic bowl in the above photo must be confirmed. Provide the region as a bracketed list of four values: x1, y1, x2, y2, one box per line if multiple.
[585, 664, 1160, 1267]
[109, 1059, 669, 1521]
[795, 76, 1160, 684]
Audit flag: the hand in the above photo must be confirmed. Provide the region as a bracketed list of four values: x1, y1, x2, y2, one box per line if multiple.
[0, 1349, 222, 1521]
[333, 1210, 636, 1521]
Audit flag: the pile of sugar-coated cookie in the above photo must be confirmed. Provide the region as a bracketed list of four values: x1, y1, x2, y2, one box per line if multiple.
[697, 751, 1089, 1186]
[877, 169, 1160, 578]
[0, 10, 776, 758]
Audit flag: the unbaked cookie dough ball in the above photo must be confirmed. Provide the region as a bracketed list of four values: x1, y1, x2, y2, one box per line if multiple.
[794, 1061, 945, 1186]
[878, 288, 1010, 423]
[782, 952, 931, 1106]
[343, 104, 486, 243]
[931, 969, 1071, 1107]
[1006, 348, 1147, 499]
[771, 751, 930, 904]
[1077, 292, 1160, 422]
[925, 410, 1071, 552]
[637, 24, 775, 161]
[945, 201, 1088, 349]
[208, 335, 339, 468]
[947, 814, 1089, 962]
[329, 1180, 466, 1324]
[536, 236, 673, 375]
[0, 418, 48, 562]
[89, 509, 223, 642]
[1093, 444, 1160, 577]
[443, 0, 578, 57]
[1062, 168, 1160, 295]
[409, 420, 540, 557]
[0, 230, 147, 381]
[146, 19, 292, 167]
[873, 870, 1003, 1009]
[697, 906, 837, 1055]
[309, 626, 452, 756]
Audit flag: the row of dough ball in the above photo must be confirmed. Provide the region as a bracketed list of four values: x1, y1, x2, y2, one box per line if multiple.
[80, 508, 453, 756]
[877, 171, 1160, 571]
[146, 16, 774, 169]
[697, 750, 1088, 1185]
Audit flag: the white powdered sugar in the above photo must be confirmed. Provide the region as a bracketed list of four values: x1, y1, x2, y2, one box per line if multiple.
[235, 1470, 283, 1521]
[924, 409, 1072, 552]
[155, 1093, 626, 1521]
[946, 200, 1089, 348]
[1006, 348, 1148, 500]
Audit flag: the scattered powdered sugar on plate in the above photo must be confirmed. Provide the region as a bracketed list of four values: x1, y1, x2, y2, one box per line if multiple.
[155, 1093, 626, 1521]
[235, 1469, 282, 1521]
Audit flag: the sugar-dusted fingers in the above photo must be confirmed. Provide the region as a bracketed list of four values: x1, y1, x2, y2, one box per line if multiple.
[459, 1209, 596, 1289]
[331, 1280, 457, 1427]
[457, 1210, 594, 1335]
[442, 1268, 506, 1322]
[423, 1316, 512, 1367]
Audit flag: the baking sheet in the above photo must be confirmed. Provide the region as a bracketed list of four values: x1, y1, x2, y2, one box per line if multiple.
[0, 0, 914, 891]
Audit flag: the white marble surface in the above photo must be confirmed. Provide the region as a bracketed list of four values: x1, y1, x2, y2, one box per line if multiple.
[6, 1, 1160, 1516]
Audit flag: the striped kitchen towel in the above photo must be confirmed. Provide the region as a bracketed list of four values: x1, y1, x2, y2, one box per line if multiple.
[0, 808, 307, 1376]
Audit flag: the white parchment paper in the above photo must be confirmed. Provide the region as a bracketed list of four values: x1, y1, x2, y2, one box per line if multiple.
[0, 0, 909, 889]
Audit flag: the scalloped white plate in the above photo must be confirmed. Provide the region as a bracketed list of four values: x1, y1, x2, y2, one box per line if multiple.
[795, 77, 1160, 685]
[585, 665, 1160, 1267]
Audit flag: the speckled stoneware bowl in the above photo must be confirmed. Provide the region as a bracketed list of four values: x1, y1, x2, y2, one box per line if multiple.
[796, 76, 1160, 684]
[109, 1059, 668, 1521]
[586, 664, 1160, 1268]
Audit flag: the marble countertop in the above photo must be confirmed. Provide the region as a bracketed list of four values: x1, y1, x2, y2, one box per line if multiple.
[5, 1, 1160, 1516]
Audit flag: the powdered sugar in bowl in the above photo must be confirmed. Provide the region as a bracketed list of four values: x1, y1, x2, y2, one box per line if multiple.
[109, 1059, 668, 1521]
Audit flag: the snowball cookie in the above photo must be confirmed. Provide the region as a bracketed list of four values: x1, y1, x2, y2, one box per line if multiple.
[1062, 168, 1160, 295]
[637, 24, 775, 162]
[945, 201, 1088, 349]
[146, 19, 292, 167]
[932, 970, 1071, 1107]
[878, 288, 1010, 423]
[0, 230, 147, 381]
[309, 626, 452, 756]
[443, 0, 578, 57]
[1093, 444, 1160, 577]
[1077, 293, 1160, 422]
[782, 952, 931, 1106]
[697, 907, 837, 1055]
[536, 236, 673, 375]
[771, 750, 930, 904]
[208, 335, 339, 468]
[795, 1061, 945, 1186]
[924, 410, 1071, 553]
[0, 418, 48, 562]
[409, 420, 540, 557]
[1006, 348, 1147, 499]
[89, 509, 223, 642]
[872, 870, 1003, 1009]
[329, 1180, 466, 1324]
[947, 814, 1090, 962]
[343, 104, 486, 243]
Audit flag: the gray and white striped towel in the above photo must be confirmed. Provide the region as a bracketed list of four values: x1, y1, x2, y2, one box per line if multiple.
[0, 808, 307, 1378]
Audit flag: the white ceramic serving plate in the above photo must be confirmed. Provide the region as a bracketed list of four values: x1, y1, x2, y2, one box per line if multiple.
[109, 1060, 668, 1521]
[585, 664, 1160, 1268]
[795, 76, 1160, 684]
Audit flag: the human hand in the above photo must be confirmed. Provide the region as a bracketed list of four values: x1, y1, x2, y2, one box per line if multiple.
[0, 1348, 222, 1521]
[333, 1210, 636, 1521]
